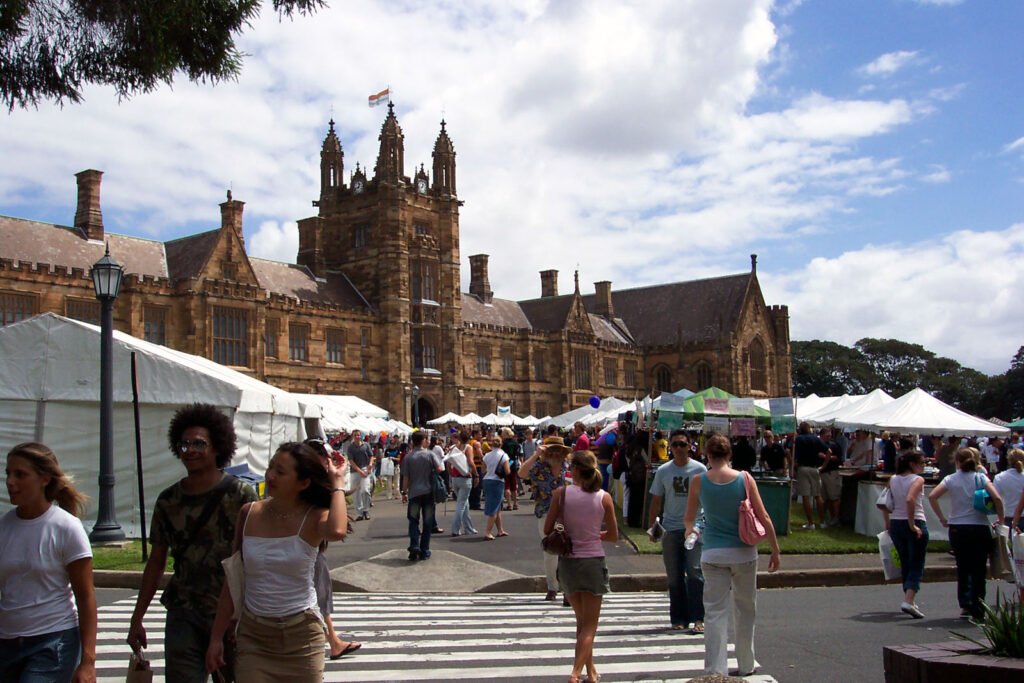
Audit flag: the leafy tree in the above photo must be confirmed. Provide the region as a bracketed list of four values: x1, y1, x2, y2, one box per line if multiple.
[854, 338, 934, 397]
[1, 0, 323, 110]
[978, 345, 1024, 420]
[790, 340, 874, 397]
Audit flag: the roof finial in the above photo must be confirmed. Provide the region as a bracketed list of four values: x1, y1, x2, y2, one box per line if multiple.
[750, 253, 757, 273]
[388, 100, 395, 114]
[328, 117, 335, 133]
[226, 189, 233, 201]
[574, 269, 580, 294]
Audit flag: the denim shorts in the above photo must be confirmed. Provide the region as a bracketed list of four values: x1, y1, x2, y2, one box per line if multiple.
[0, 626, 80, 683]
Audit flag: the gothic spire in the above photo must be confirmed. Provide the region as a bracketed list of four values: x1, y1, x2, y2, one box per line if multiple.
[374, 102, 405, 184]
[431, 118, 456, 195]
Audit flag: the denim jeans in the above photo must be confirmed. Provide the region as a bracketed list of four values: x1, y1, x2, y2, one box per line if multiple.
[702, 560, 757, 676]
[0, 626, 79, 683]
[662, 529, 705, 626]
[949, 524, 993, 618]
[408, 493, 437, 556]
[450, 477, 476, 534]
[599, 463, 612, 491]
[888, 519, 929, 593]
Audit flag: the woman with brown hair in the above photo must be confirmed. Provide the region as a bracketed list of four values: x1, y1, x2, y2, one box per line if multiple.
[685, 434, 780, 677]
[928, 448, 1003, 620]
[544, 450, 618, 683]
[206, 441, 348, 682]
[0, 442, 96, 683]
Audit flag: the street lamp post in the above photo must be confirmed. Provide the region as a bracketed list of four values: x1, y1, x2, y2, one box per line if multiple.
[412, 385, 420, 427]
[89, 245, 126, 542]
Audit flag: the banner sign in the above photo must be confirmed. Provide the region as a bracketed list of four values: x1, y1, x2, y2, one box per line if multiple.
[658, 412, 684, 431]
[731, 417, 756, 437]
[729, 398, 755, 416]
[703, 416, 730, 435]
[704, 398, 729, 414]
[771, 415, 797, 434]
[769, 397, 795, 416]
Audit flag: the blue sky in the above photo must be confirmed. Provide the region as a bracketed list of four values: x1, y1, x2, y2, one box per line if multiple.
[1, 0, 1021, 374]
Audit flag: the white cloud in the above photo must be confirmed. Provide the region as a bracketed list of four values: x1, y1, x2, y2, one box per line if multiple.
[249, 220, 299, 263]
[920, 165, 951, 184]
[857, 50, 921, 78]
[761, 223, 1024, 374]
[1004, 136, 1024, 154]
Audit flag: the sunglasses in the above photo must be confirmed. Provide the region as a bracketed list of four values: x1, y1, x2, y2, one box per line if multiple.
[176, 438, 210, 453]
[671, 441, 689, 449]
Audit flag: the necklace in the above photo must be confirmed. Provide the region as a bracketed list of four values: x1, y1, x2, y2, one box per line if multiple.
[266, 501, 301, 519]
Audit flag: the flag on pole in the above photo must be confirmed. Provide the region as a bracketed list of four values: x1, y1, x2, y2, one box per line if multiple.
[368, 88, 390, 107]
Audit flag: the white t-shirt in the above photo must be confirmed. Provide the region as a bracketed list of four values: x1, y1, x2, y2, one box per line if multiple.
[0, 505, 92, 638]
[940, 470, 991, 526]
[994, 468, 1024, 519]
[483, 448, 509, 480]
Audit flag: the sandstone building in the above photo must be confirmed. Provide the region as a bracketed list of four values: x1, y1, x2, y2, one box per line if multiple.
[0, 104, 792, 424]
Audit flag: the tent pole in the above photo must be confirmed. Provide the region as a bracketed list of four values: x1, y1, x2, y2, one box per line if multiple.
[131, 352, 148, 561]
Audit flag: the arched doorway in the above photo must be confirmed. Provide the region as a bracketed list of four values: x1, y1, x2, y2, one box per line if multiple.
[414, 396, 436, 427]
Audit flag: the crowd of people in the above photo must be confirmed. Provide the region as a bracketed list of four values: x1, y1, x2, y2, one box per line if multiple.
[2, 404, 1022, 682]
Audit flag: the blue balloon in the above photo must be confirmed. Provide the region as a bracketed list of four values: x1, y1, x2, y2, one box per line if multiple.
[606, 433, 616, 445]
[589, 395, 601, 409]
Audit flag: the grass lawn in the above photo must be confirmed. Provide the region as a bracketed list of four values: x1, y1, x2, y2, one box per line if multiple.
[618, 502, 952, 555]
[92, 541, 169, 571]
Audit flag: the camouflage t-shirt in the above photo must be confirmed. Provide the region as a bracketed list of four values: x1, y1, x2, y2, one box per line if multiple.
[150, 474, 257, 614]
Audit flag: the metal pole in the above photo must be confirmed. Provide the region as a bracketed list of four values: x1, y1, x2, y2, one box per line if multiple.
[90, 296, 125, 542]
[131, 352, 148, 559]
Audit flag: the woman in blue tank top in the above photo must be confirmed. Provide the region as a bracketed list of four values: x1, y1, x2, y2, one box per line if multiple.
[685, 434, 780, 677]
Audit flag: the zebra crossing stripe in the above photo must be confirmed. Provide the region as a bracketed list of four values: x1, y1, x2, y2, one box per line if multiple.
[95, 593, 777, 682]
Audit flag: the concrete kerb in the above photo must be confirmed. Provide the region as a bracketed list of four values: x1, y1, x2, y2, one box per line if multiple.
[93, 566, 959, 592]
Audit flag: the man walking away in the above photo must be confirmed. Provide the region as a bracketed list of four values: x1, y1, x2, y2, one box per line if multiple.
[794, 422, 827, 529]
[403, 432, 444, 561]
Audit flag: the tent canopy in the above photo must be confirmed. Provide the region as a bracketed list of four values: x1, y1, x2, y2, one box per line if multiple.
[837, 388, 1009, 437]
[547, 397, 630, 429]
[0, 313, 317, 534]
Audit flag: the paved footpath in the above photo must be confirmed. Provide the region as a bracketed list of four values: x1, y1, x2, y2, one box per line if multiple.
[96, 592, 778, 682]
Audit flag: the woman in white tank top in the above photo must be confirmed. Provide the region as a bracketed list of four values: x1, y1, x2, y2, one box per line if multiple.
[206, 442, 349, 682]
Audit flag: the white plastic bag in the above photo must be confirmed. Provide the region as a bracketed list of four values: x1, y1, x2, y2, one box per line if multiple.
[1011, 530, 1024, 586]
[878, 530, 901, 581]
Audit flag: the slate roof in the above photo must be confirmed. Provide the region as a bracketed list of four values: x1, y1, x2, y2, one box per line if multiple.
[0, 215, 168, 278]
[586, 273, 753, 346]
[252, 260, 370, 310]
[165, 229, 220, 280]
[460, 293, 533, 329]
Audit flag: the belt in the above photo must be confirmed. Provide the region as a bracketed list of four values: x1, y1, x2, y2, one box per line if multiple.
[241, 608, 319, 628]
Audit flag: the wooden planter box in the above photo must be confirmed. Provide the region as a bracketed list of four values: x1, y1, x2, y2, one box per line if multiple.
[884, 641, 1024, 682]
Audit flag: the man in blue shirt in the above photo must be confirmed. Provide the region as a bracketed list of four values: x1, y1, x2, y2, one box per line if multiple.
[648, 430, 708, 633]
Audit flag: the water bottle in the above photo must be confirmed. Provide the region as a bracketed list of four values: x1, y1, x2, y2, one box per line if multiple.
[684, 521, 702, 550]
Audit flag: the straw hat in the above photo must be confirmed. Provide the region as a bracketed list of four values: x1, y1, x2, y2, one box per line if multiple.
[540, 435, 572, 457]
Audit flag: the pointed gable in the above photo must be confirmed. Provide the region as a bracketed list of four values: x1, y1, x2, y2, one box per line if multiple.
[580, 272, 753, 346]
[165, 230, 220, 281]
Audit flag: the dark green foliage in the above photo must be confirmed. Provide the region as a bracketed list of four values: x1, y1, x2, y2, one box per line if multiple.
[1, 0, 324, 110]
[952, 594, 1024, 658]
[978, 345, 1024, 421]
[792, 338, 998, 416]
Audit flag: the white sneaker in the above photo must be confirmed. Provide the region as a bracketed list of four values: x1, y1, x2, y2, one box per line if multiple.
[901, 602, 925, 619]
[801, 523, 816, 530]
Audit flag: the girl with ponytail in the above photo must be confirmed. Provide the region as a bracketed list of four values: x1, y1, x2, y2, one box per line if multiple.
[1, 442, 97, 682]
[543, 450, 618, 683]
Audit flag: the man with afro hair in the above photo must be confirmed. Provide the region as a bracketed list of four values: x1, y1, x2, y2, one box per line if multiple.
[127, 403, 258, 682]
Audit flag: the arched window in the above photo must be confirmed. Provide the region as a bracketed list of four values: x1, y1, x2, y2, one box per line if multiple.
[749, 338, 767, 392]
[695, 362, 713, 391]
[654, 365, 673, 394]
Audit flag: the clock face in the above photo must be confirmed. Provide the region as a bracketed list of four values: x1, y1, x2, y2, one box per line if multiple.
[353, 180, 364, 194]
[417, 179, 427, 194]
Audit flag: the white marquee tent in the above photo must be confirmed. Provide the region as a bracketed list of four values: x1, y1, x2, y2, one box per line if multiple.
[836, 388, 1009, 437]
[0, 314, 320, 534]
[290, 393, 411, 436]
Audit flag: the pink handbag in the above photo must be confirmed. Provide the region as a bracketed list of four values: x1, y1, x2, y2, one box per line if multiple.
[738, 472, 767, 546]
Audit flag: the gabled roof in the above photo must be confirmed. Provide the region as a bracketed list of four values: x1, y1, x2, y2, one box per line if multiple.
[0, 215, 168, 278]
[252, 260, 370, 310]
[518, 295, 574, 331]
[583, 273, 753, 346]
[461, 293, 533, 329]
[165, 229, 220, 280]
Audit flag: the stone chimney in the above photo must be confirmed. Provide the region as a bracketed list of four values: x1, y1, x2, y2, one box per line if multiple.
[220, 190, 245, 247]
[594, 281, 614, 318]
[468, 253, 493, 303]
[540, 269, 558, 298]
[74, 169, 104, 240]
